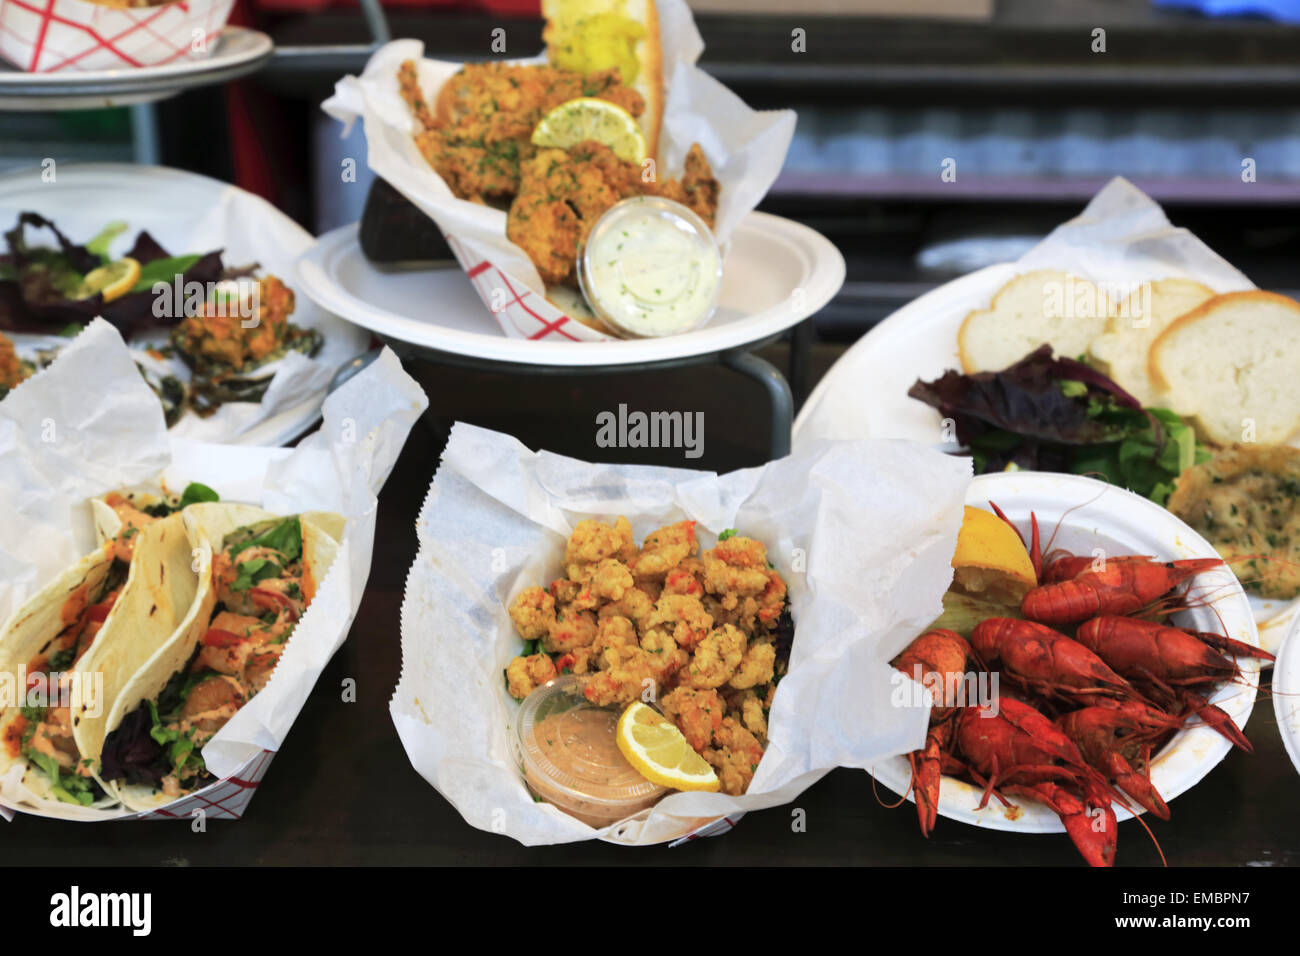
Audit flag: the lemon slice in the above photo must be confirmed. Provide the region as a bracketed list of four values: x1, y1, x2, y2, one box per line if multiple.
[950, 505, 1037, 605]
[532, 97, 646, 164]
[616, 701, 720, 792]
[74, 257, 140, 303]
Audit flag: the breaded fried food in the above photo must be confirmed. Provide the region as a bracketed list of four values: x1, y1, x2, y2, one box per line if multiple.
[0, 331, 30, 395]
[507, 140, 720, 284]
[504, 519, 789, 795]
[399, 59, 644, 204]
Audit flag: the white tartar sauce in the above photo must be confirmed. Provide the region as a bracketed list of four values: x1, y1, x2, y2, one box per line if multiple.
[578, 197, 722, 337]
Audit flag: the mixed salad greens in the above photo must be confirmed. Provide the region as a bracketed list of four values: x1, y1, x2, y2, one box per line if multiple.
[909, 345, 1209, 505]
[0, 213, 322, 425]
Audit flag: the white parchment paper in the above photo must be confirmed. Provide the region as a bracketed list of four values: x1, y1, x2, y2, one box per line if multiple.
[1015, 177, 1255, 290]
[392, 422, 971, 845]
[0, 321, 427, 819]
[321, 0, 796, 321]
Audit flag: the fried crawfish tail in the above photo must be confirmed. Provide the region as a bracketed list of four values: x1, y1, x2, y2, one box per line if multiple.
[1020, 558, 1222, 625]
[970, 617, 1137, 702]
[891, 629, 971, 836]
[1058, 705, 1172, 820]
[955, 698, 1119, 867]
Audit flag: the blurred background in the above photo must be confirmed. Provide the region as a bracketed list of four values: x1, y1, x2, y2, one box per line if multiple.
[6, 0, 1300, 409]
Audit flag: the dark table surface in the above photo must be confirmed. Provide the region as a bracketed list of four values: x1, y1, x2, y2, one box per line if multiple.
[4, 348, 1296, 866]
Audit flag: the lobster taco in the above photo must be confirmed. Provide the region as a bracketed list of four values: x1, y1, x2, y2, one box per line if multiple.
[0, 489, 211, 813]
[94, 502, 343, 811]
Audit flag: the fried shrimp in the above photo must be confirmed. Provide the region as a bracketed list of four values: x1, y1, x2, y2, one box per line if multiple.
[504, 519, 791, 795]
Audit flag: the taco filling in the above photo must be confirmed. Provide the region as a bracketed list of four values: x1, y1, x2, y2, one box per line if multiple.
[5, 557, 129, 806]
[100, 514, 312, 798]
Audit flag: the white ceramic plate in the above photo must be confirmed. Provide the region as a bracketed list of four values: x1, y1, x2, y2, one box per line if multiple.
[0, 27, 272, 110]
[871, 471, 1261, 839]
[294, 213, 845, 367]
[1273, 616, 1300, 779]
[0, 163, 369, 446]
[792, 264, 1299, 653]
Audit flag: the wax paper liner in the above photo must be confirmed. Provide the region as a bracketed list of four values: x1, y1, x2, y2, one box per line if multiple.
[0, 0, 234, 73]
[391, 422, 972, 845]
[321, 0, 796, 342]
[0, 321, 428, 820]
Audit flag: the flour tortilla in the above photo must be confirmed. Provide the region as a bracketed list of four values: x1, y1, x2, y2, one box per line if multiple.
[97, 502, 343, 812]
[71, 512, 212, 796]
[0, 548, 124, 813]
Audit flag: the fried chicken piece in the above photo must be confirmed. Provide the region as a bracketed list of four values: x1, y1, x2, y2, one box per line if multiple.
[399, 60, 644, 204]
[507, 141, 722, 285]
[661, 686, 725, 753]
[649, 144, 720, 228]
[506, 653, 558, 699]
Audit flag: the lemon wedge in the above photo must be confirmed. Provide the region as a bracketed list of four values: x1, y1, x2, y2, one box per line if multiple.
[616, 701, 719, 792]
[74, 257, 140, 303]
[950, 505, 1037, 605]
[532, 97, 646, 164]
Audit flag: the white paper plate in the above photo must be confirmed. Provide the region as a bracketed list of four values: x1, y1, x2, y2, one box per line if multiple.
[294, 213, 845, 367]
[1273, 616, 1300, 779]
[871, 471, 1261, 838]
[0, 27, 272, 110]
[0, 163, 368, 446]
[792, 264, 1299, 652]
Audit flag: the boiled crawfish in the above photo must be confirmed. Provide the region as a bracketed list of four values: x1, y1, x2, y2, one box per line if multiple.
[955, 697, 1122, 867]
[1021, 558, 1222, 625]
[891, 629, 970, 837]
[1075, 615, 1252, 752]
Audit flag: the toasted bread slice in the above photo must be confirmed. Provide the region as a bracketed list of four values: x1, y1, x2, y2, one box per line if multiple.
[1088, 278, 1215, 407]
[543, 0, 664, 160]
[957, 270, 1112, 373]
[1149, 290, 1300, 446]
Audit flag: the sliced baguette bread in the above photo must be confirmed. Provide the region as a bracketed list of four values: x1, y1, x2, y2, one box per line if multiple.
[1149, 290, 1300, 446]
[1088, 278, 1216, 406]
[957, 270, 1112, 373]
[543, 0, 664, 161]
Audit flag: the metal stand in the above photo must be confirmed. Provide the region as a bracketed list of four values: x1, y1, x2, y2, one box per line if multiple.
[332, 339, 795, 462]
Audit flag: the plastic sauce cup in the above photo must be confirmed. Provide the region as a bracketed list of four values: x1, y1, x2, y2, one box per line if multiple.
[577, 196, 723, 338]
[513, 675, 667, 828]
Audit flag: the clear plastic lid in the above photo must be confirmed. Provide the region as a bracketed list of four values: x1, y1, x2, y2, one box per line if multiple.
[577, 196, 723, 338]
[513, 675, 667, 827]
